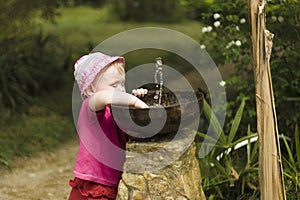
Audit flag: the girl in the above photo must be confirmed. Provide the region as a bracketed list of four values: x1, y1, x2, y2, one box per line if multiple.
[69, 52, 148, 200]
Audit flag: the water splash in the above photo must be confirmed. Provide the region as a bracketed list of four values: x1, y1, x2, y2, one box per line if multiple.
[154, 57, 163, 105]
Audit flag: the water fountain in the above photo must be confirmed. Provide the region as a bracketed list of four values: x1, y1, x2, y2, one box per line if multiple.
[112, 57, 203, 137]
[112, 58, 206, 199]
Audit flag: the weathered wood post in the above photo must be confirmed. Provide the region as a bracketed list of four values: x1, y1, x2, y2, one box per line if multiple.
[248, 0, 286, 199]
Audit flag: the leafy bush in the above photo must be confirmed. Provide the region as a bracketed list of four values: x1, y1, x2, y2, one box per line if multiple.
[0, 0, 69, 110]
[198, 0, 300, 138]
[198, 98, 300, 199]
[197, 2, 300, 196]
[0, 29, 69, 109]
[197, 98, 260, 199]
[179, 0, 215, 19]
[111, 0, 185, 22]
[65, 0, 108, 7]
[281, 125, 300, 199]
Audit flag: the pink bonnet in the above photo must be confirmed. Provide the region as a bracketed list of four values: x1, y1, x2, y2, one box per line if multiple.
[74, 52, 125, 96]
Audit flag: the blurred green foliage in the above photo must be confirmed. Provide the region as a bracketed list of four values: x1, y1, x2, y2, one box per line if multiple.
[179, 0, 215, 19]
[65, 0, 107, 7]
[0, 0, 72, 167]
[0, 0, 61, 22]
[111, 0, 185, 22]
[0, 0, 69, 110]
[0, 3, 203, 167]
[1, 2, 299, 198]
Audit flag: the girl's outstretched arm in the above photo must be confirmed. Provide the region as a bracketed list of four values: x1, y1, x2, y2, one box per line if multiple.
[89, 90, 149, 111]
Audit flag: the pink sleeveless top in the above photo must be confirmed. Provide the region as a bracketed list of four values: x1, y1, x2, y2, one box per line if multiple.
[73, 97, 127, 187]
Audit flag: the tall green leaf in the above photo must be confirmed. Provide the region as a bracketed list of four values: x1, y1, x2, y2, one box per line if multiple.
[196, 131, 218, 143]
[203, 99, 227, 145]
[250, 134, 259, 163]
[247, 125, 251, 165]
[295, 125, 300, 169]
[228, 97, 246, 144]
[281, 134, 296, 173]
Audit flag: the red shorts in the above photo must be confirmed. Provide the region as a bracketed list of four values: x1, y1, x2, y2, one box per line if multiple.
[68, 178, 118, 200]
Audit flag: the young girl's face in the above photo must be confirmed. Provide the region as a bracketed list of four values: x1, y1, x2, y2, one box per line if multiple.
[91, 64, 125, 93]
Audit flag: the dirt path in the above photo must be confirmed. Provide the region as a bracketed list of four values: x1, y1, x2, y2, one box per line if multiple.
[0, 139, 78, 200]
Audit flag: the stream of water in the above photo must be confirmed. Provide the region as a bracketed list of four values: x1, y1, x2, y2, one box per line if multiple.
[154, 57, 163, 105]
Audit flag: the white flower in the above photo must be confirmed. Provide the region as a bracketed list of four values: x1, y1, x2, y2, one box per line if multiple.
[226, 40, 235, 49]
[236, 26, 240, 31]
[240, 18, 246, 24]
[213, 13, 221, 20]
[235, 40, 242, 46]
[202, 26, 212, 33]
[200, 45, 206, 49]
[214, 21, 221, 28]
[278, 16, 284, 23]
[219, 81, 226, 87]
[207, 26, 213, 32]
[202, 27, 208, 33]
[226, 40, 241, 48]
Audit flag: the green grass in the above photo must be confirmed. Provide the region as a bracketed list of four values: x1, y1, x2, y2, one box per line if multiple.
[0, 108, 75, 162]
[0, 74, 76, 167]
[43, 5, 203, 64]
[46, 5, 203, 40]
[46, 5, 206, 88]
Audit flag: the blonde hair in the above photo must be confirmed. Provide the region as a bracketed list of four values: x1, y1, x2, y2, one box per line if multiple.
[82, 61, 125, 98]
[101, 61, 125, 75]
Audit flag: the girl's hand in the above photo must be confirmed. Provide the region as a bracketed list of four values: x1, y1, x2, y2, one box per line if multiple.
[131, 88, 149, 108]
[133, 99, 149, 109]
[132, 88, 148, 97]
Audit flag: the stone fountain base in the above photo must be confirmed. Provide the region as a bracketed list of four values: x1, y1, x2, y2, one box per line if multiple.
[117, 130, 206, 200]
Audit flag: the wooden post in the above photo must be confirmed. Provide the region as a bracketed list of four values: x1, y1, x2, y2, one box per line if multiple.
[248, 0, 286, 199]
